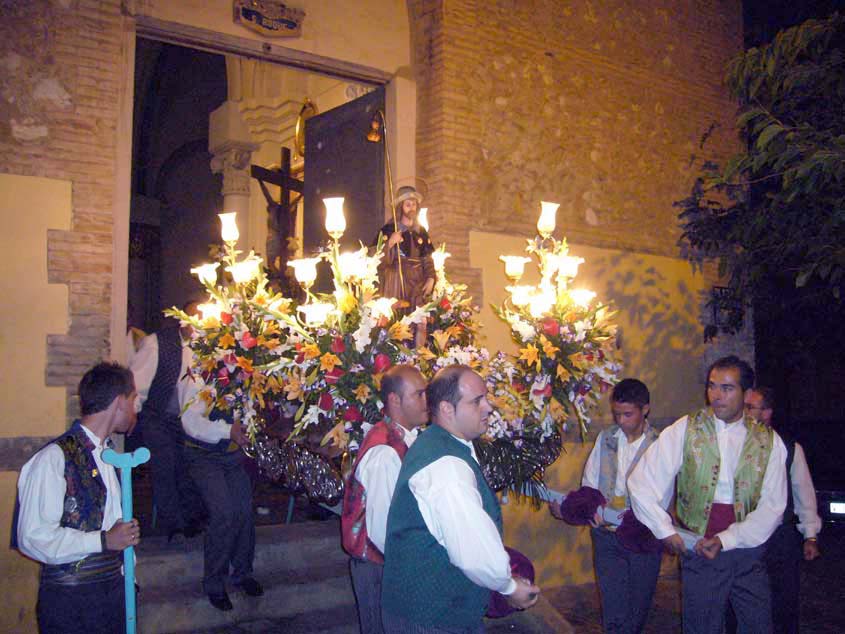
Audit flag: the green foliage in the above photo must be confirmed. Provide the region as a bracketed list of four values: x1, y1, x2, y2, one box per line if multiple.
[677, 13, 845, 304]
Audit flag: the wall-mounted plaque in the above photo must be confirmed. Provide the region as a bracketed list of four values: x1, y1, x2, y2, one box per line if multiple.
[233, 0, 305, 38]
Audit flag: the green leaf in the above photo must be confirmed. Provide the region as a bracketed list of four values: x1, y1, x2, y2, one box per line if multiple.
[756, 124, 784, 150]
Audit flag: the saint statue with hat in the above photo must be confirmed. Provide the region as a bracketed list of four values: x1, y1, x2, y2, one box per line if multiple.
[373, 184, 436, 315]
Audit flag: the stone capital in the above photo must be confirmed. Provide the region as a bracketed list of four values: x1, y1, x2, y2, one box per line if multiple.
[210, 142, 258, 197]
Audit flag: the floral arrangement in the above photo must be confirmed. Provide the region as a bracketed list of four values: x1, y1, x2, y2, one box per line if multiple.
[169, 199, 620, 502]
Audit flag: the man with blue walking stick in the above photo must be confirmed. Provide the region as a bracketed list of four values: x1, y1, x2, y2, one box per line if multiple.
[16, 362, 143, 634]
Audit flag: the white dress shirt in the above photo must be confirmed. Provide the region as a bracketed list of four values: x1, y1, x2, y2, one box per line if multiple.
[582, 427, 646, 496]
[408, 435, 516, 595]
[17, 424, 123, 565]
[129, 332, 164, 413]
[355, 422, 419, 553]
[628, 414, 787, 551]
[792, 442, 822, 539]
[177, 347, 232, 444]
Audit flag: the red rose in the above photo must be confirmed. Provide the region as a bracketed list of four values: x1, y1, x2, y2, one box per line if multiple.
[330, 336, 346, 354]
[343, 406, 363, 423]
[512, 380, 526, 393]
[533, 383, 552, 398]
[318, 392, 335, 411]
[295, 353, 304, 364]
[220, 312, 233, 325]
[373, 353, 392, 374]
[325, 367, 345, 385]
[217, 367, 230, 388]
[223, 353, 237, 368]
[439, 297, 452, 311]
[376, 316, 389, 328]
[241, 332, 257, 349]
[541, 318, 561, 338]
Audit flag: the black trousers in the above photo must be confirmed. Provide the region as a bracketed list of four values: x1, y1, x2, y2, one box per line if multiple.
[350, 557, 385, 634]
[185, 446, 255, 595]
[37, 577, 124, 634]
[765, 523, 802, 634]
[681, 545, 772, 634]
[141, 415, 203, 532]
[592, 527, 662, 634]
[382, 610, 486, 634]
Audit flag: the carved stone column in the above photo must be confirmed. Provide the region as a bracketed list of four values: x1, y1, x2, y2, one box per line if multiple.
[209, 101, 259, 251]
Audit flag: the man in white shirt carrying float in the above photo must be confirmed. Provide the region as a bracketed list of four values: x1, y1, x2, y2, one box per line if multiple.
[382, 365, 540, 633]
[16, 362, 141, 634]
[628, 356, 787, 634]
[551, 378, 661, 633]
[341, 365, 429, 634]
[745, 386, 821, 634]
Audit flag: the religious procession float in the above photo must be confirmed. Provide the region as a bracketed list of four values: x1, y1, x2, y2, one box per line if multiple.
[168, 199, 621, 504]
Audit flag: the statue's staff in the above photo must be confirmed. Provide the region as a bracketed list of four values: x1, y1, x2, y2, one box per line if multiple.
[103, 447, 151, 634]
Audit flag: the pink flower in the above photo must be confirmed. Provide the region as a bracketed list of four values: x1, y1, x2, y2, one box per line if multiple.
[325, 367, 345, 385]
[241, 332, 257, 349]
[541, 318, 561, 338]
[318, 392, 335, 411]
[330, 337, 346, 354]
[343, 406, 363, 423]
[373, 353, 392, 374]
[217, 367, 230, 387]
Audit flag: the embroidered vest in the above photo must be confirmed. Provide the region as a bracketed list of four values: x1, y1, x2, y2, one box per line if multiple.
[677, 409, 773, 534]
[382, 424, 502, 628]
[341, 420, 408, 564]
[596, 424, 659, 508]
[54, 421, 108, 532]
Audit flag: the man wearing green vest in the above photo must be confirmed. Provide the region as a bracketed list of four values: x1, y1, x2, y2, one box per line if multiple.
[382, 365, 540, 633]
[628, 356, 787, 634]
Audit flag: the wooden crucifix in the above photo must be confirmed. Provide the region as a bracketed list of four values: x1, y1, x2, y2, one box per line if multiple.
[251, 146, 303, 295]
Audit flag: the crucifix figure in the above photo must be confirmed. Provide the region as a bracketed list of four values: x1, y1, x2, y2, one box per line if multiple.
[251, 146, 303, 296]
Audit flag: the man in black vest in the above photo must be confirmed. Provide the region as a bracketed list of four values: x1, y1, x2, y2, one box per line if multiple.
[745, 386, 821, 634]
[17, 362, 141, 634]
[131, 306, 204, 540]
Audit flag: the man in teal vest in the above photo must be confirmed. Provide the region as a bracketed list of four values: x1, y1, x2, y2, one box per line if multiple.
[382, 365, 540, 633]
[17, 362, 142, 634]
[551, 378, 660, 633]
[628, 356, 787, 634]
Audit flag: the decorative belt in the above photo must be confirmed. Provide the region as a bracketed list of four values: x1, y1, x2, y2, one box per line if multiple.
[41, 551, 122, 586]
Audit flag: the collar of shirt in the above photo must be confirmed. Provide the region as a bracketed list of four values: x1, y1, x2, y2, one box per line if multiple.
[448, 433, 479, 463]
[80, 423, 108, 452]
[613, 427, 647, 451]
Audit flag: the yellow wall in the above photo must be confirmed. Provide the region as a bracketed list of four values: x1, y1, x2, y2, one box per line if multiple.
[0, 174, 70, 436]
[0, 173, 72, 632]
[142, 0, 411, 74]
[469, 229, 708, 587]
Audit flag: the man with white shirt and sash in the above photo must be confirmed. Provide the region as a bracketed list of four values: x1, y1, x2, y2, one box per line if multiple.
[552, 378, 660, 633]
[341, 365, 428, 634]
[381, 364, 539, 634]
[628, 355, 787, 634]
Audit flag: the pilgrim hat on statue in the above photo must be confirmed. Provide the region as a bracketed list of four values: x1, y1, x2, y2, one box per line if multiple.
[395, 185, 423, 206]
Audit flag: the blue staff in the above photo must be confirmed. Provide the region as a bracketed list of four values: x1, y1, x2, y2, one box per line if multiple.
[103, 447, 150, 634]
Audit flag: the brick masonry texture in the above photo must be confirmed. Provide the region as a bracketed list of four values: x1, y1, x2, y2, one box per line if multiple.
[409, 0, 743, 302]
[0, 0, 123, 418]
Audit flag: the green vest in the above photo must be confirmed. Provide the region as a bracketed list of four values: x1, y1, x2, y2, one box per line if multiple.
[382, 424, 503, 628]
[677, 408, 773, 534]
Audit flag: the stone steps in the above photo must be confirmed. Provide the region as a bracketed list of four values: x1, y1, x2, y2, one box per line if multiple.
[135, 519, 354, 634]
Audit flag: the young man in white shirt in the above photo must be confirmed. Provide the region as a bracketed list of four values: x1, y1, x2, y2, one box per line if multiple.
[17, 362, 141, 634]
[628, 356, 787, 634]
[552, 378, 660, 633]
[341, 365, 429, 634]
[745, 386, 821, 634]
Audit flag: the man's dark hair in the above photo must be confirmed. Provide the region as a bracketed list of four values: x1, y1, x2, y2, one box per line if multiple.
[707, 355, 755, 391]
[78, 362, 134, 416]
[427, 364, 473, 423]
[610, 378, 650, 408]
[751, 385, 775, 410]
[380, 365, 415, 404]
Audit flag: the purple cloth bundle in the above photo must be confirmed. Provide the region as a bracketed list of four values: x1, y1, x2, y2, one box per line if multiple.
[486, 547, 535, 618]
[615, 509, 663, 553]
[558, 486, 607, 525]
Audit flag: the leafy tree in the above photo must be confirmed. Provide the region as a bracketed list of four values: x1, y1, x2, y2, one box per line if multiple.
[677, 13, 845, 306]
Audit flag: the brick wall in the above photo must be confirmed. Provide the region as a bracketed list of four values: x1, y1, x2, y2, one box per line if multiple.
[0, 0, 124, 419]
[409, 0, 743, 303]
